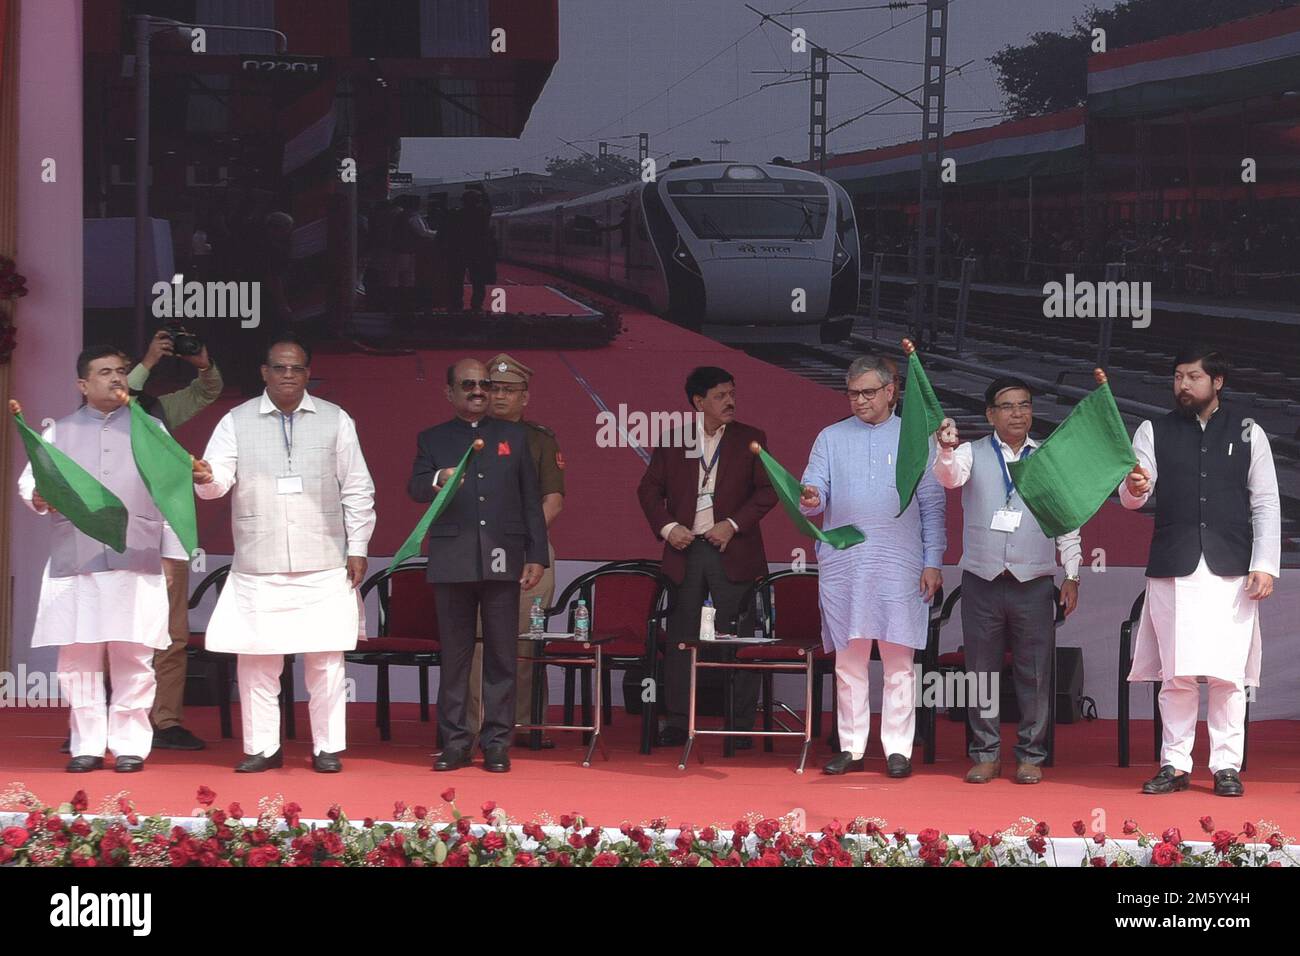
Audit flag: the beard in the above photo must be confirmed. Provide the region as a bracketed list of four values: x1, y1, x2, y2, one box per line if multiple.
[1175, 390, 1216, 419]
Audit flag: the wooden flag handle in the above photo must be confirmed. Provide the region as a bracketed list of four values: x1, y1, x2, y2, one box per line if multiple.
[901, 338, 916, 356]
[1094, 368, 1108, 385]
[749, 440, 762, 455]
[472, 437, 485, 452]
[8, 399, 20, 416]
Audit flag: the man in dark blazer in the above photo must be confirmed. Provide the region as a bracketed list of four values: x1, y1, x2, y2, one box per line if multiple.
[407, 357, 548, 772]
[637, 366, 777, 746]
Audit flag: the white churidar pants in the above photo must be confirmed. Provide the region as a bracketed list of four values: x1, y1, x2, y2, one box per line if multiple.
[57, 642, 157, 759]
[237, 652, 347, 757]
[834, 637, 916, 760]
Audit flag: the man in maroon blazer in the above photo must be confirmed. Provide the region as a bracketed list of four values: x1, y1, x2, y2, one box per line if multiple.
[637, 367, 777, 746]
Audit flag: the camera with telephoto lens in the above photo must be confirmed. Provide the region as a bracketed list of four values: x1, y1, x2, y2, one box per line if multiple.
[160, 322, 204, 357]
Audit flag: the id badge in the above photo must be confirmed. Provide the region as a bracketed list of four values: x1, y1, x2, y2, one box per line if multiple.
[277, 475, 304, 495]
[696, 492, 713, 511]
[990, 508, 1022, 533]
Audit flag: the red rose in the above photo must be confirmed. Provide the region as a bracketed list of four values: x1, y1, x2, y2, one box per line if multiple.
[117, 797, 133, 815]
[196, 786, 216, 807]
[228, 803, 243, 819]
[1267, 832, 1284, 850]
[1199, 815, 1215, 834]
[1027, 836, 1046, 857]
[1151, 842, 1183, 867]
[1090, 856, 1106, 867]
[70, 790, 88, 813]
[24, 812, 41, 831]
[45, 818, 64, 833]
[1122, 819, 1138, 835]
[441, 788, 456, 803]
[327, 805, 341, 822]
[733, 820, 750, 838]
[2, 827, 29, 848]
[0, 846, 14, 865]
[1242, 822, 1257, 839]
[70, 820, 91, 838]
[1161, 827, 1181, 845]
[559, 814, 576, 829]
[394, 801, 407, 818]
[1072, 820, 1086, 837]
[989, 834, 1002, 847]
[592, 851, 621, 867]
[481, 801, 497, 818]
[364, 817, 375, 829]
[894, 828, 908, 845]
[755, 819, 780, 841]
[1212, 830, 1238, 855]
[968, 830, 988, 852]
[1093, 832, 1106, 845]
[700, 826, 717, 843]
[1034, 821, 1049, 837]
[482, 832, 506, 852]
[640, 860, 659, 867]
[413, 805, 428, 821]
[917, 828, 940, 845]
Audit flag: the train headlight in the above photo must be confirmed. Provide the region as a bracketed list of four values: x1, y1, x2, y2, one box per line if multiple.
[724, 165, 765, 180]
[832, 236, 852, 276]
[673, 237, 702, 276]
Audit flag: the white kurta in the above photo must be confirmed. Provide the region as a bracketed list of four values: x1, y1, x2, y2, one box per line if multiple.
[19, 422, 185, 650]
[196, 391, 375, 656]
[1122, 417, 1280, 687]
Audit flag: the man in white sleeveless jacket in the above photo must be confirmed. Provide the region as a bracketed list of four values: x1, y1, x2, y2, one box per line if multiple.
[193, 333, 375, 773]
[18, 346, 185, 773]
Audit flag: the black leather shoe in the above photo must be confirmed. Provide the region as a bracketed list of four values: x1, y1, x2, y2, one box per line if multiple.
[235, 749, 284, 773]
[656, 725, 688, 747]
[823, 751, 864, 775]
[433, 747, 472, 772]
[886, 753, 912, 778]
[1213, 769, 1244, 797]
[66, 756, 104, 773]
[114, 755, 145, 773]
[152, 726, 206, 751]
[1142, 764, 1190, 794]
[313, 751, 343, 773]
[483, 745, 511, 773]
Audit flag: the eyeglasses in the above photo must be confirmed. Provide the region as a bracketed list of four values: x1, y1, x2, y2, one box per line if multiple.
[992, 401, 1033, 413]
[489, 382, 526, 394]
[457, 379, 493, 393]
[268, 364, 309, 376]
[846, 386, 886, 401]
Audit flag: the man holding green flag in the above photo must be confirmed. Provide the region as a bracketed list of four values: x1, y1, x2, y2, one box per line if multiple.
[800, 354, 946, 779]
[16, 346, 188, 773]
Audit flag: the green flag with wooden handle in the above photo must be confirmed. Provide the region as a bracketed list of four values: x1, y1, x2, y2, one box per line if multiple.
[127, 397, 199, 558]
[895, 343, 946, 516]
[1007, 376, 1136, 538]
[389, 439, 480, 571]
[752, 443, 864, 550]
[9, 403, 127, 552]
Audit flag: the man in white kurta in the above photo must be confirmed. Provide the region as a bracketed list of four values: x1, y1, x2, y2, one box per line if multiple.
[1121, 348, 1279, 797]
[800, 356, 946, 778]
[194, 336, 375, 773]
[18, 348, 182, 772]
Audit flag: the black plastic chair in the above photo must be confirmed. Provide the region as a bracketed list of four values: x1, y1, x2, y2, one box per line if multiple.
[188, 564, 296, 741]
[1117, 589, 1250, 771]
[544, 560, 675, 755]
[350, 558, 441, 742]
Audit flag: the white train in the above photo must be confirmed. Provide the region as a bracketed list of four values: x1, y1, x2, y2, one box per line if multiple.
[493, 161, 860, 343]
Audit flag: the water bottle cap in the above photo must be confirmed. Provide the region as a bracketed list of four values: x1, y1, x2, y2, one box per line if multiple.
[577, 599, 586, 606]
[704, 597, 713, 607]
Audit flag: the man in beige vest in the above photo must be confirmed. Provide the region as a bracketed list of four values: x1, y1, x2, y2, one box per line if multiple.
[193, 333, 375, 772]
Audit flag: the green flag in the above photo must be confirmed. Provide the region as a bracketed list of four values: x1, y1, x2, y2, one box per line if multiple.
[1007, 380, 1137, 538]
[895, 349, 946, 516]
[128, 398, 199, 558]
[11, 408, 127, 552]
[389, 440, 478, 571]
[755, 446, 864, 550]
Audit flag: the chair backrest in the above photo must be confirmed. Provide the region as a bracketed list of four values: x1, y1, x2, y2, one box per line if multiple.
[188, 564, 231, 611]
[553, 561, 672, 639]
[362, 562, 439, 639]
[767, 571, 822, 642]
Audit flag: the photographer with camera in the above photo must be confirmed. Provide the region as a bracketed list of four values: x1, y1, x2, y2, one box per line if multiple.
[129, 326, 224, 752]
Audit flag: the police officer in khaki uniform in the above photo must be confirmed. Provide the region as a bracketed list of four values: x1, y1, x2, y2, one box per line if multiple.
[467, 354, 564, 745]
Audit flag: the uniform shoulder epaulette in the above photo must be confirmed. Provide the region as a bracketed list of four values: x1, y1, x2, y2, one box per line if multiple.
[524, 420, 555, 438]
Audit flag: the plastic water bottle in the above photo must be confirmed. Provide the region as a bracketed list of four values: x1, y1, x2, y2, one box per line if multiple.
[573, 599, 590, 640]
[699, 596, 716, 641]
[529, 597, 545, 637]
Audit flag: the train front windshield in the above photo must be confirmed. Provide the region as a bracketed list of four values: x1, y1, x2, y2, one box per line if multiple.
[673, 195, 830, 241]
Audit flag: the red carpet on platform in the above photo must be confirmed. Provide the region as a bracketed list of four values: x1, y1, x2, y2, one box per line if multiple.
[3, 704, 1296, 838]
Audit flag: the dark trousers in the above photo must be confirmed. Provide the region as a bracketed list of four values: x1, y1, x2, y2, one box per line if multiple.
[664, 539, 759, 731]
[434, 580, 521, 751]
[960, 570, 1055, 765]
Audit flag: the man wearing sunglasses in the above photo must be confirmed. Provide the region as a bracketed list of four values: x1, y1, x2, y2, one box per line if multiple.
[193, 333, 376, 774]
[408, 357, 548, 773]
[932, 377, 1082, 786]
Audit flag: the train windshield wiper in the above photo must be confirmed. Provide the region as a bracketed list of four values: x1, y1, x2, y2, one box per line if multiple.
[698, 212, 731, 241]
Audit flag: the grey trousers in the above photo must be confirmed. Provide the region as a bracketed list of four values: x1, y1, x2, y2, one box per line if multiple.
[960, 570, 1055, 765]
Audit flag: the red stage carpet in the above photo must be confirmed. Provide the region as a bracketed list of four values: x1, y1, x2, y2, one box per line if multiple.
[3, 704, 1296, 838]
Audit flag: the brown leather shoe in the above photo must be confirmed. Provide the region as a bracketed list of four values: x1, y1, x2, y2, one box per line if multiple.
[1015, 761, 1043, 784]
[965, 760, 1000, 783]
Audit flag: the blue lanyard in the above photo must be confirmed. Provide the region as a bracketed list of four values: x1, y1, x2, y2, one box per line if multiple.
[279, 411, 294, 467]
[991, 440, 1032, 505]
[698, 435, 724, 492]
